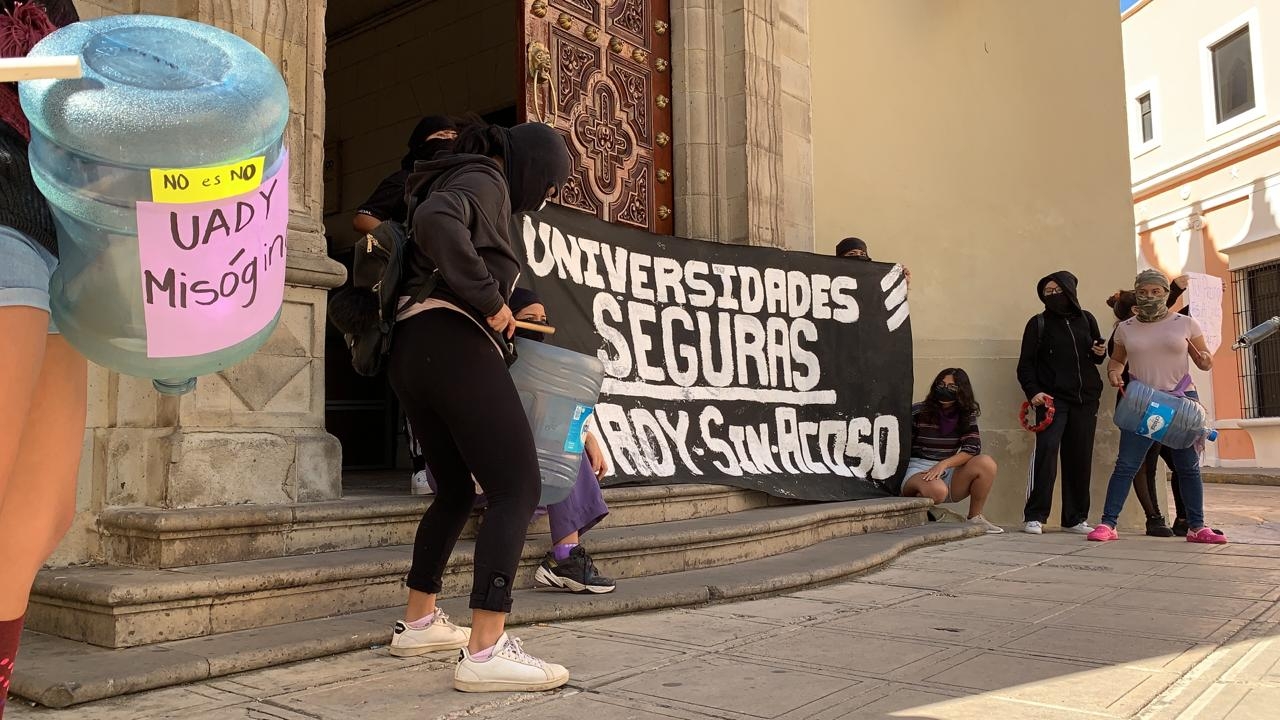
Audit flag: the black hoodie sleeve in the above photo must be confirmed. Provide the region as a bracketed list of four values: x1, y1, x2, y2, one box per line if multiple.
[1086, 311, 1106, 365]
[410, 168, 507, 318]
[1016, 316, 1043, 399]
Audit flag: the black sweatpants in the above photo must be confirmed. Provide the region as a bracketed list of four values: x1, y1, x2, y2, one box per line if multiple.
[1023, 399, 1098, 527]
[388, 309, 541, 613]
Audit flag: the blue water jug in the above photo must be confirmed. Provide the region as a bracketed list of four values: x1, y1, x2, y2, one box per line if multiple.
[1114, 380, 1218, 449]
[509, 337, 607, 505]
[20, 15, 290, 394]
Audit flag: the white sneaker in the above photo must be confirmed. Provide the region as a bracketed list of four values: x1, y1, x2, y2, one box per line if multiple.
[389, 610, 470, 657]
[454, 633, 570, 693]
[968, 515, 1005, 534]
[410, 470, 434, 496]
[1023, 521, 1043, 535]
[1065, 522, 1093, 535]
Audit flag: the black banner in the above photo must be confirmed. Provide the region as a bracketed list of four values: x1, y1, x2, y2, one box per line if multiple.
[518, 206, 913, 501]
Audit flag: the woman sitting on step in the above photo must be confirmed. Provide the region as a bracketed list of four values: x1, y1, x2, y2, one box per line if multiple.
[898, 368, 1004, 534]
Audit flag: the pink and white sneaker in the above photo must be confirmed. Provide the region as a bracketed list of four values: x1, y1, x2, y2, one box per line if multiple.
[1087, 524, 1119, 542]
[1187, 527, 1229, 544]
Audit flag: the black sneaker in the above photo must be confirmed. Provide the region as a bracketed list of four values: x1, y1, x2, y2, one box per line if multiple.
[534, 546, 616, 594]
[1172, 518, 1225, 537]
[1146, 515, 1175, 537]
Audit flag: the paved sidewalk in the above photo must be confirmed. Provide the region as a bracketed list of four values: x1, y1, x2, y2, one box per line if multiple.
[9, 486, 1280, 719]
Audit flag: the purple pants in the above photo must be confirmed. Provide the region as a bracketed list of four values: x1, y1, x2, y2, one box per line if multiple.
[421, 455, 609, 543]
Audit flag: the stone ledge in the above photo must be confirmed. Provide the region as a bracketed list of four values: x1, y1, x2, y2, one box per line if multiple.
[1202, 468, 1280, 487]
[12, 522, 979, 708]
[32, 497, 931, 647]
[98, 483, 791, 568]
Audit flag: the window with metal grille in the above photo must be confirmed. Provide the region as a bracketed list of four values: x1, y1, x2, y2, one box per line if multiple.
[1234, 260, 1280, 418]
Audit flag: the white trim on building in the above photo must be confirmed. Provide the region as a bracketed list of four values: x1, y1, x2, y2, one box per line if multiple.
[1199, 7, 1267, 140]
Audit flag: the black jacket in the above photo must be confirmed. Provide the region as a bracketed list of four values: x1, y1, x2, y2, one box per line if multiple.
[402, 154, 518, 321]
[1016, 271, 1106, 405]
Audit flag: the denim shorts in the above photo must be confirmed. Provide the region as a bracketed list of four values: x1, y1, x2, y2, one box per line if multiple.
[0, 225, 59, 334]
[904, 456, 955, 500]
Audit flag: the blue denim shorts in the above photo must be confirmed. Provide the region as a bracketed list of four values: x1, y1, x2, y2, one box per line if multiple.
[0, 225, 59, 334]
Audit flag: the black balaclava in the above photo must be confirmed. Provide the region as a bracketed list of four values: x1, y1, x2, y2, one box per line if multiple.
[401, 115, 456, 170]
[501, 123, 572, 213]
[510, 287, 546, 342]
[1037, 270, 1082, 317]
[835, 237, 871, 261]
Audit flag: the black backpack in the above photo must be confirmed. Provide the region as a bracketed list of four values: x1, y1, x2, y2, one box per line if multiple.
[328, 192, 438, 377]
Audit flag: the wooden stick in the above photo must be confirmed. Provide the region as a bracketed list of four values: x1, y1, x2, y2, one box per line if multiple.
[513, 320, 555, 335]
[0, 56, 83, 83]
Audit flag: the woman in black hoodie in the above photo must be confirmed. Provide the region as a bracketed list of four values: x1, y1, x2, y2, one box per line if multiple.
[1016, 271, 1107, 535]
[384, 121, 572, 693]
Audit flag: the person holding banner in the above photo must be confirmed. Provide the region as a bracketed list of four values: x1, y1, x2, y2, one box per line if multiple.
[1017, 271, 1106, 536]
[899, 369, 1004, 534]
[385, 120, 573, 692]
[0, 2, 85, 714]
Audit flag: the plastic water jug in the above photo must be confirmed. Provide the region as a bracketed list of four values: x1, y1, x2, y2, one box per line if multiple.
[509, 337, 607, 505]
[20, 15, 290, 394]
[1114, 380, 1218, 449]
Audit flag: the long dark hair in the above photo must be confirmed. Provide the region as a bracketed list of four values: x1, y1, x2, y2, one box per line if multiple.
[1107, 289, 1137, 324]
[921, 367, 980, 419]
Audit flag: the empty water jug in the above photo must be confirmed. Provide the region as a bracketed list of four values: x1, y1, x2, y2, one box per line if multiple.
[1114, 379, 1218, 449]
[509, 337, 607, 505]
[20, 15, 290, 394]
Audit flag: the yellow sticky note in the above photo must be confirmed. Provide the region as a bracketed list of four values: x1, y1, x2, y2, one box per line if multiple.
[150, 156, 267, 204]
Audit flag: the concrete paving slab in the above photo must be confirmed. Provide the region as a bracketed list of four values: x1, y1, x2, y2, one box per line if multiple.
[999, 625, 1202, 670]
[692, 595, 846, 623]
[1170, 563, 1280, 585]
[891, 593, 1073, 623]
[1046, 605, 1246, 642]
[558, 609, 776, 650]
[605, 654, 868, 719]
[857, 568, 985, 591]
[826, 607, 1025, 646]
[819, 687, 1113, 720]
[472, 693, 701, 720]
[995, 565, 1141, 587]
[787, 582, 927, 607]
[1090, 587, 1272, 620]
[951, 577, 1106, 603]
[734, 625, 950, 675]
[504, 630, 686, 689]
[1141, 574, 1280, 601]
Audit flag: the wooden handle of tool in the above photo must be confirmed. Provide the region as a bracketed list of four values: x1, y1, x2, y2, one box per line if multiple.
[513, 320, 555, 335]
[0, 56, 84, 83]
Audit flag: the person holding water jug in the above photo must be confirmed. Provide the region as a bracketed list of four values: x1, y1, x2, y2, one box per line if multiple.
[0, 3, 86, 715]
[1089, 270, 1225, 545]
[384, 120, 572, 692]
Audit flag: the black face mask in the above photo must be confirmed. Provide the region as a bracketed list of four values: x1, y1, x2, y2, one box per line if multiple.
[934, 385, 958, 402]
[1043, 294, 1073, 315]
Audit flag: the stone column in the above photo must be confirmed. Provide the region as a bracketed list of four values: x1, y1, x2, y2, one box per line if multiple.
[671, 0, 814, 250]
[55, 0, 345, 566]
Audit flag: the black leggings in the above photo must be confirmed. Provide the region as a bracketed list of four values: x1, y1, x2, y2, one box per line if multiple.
[388, 310, 541, 613]
[1132, 443, 1188, 521]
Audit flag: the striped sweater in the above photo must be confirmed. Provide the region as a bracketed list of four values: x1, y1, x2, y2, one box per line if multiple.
[909, 402, 981, 461]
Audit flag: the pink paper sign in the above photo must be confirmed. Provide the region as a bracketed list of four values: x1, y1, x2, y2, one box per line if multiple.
[136, 153, 289, 358]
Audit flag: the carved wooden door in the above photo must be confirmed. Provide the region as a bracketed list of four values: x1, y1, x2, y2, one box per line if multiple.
[521, 0, 674, 235]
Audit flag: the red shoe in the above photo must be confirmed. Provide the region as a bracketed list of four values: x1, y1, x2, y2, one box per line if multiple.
[1087, 524, 1119, 542]
[1187, 527, 1228, 544]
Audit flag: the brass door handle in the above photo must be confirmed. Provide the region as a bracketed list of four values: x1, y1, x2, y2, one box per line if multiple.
[527, 41, 555, 126]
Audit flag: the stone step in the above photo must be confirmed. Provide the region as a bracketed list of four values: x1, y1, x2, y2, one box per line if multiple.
[99, 483, 792, 568]
[30, 497, 931, 649]
[1202, 468, 1280, 487]
[12, 522, 981, 709]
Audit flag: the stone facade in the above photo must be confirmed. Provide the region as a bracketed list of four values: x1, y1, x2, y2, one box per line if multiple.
[671, 0, 815, 249]
[53, 0, 818, 567]
[54, 0, 345, 566]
